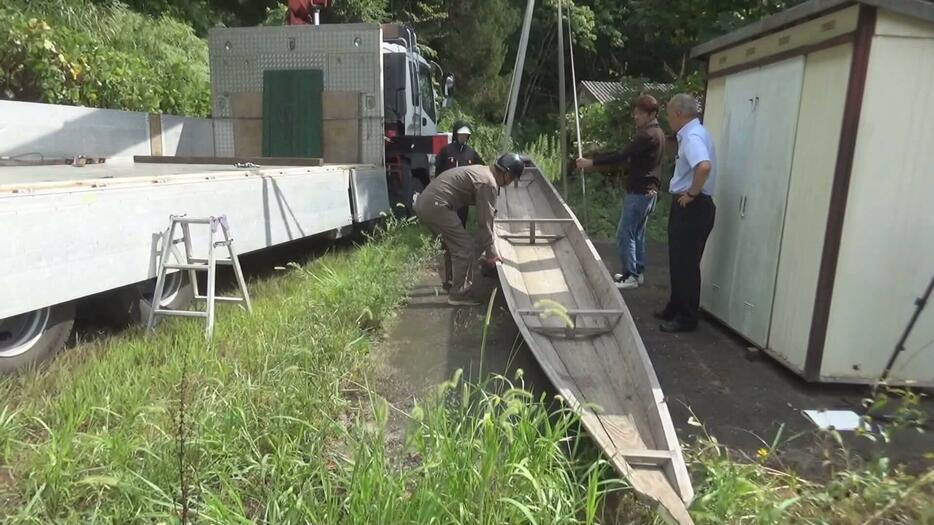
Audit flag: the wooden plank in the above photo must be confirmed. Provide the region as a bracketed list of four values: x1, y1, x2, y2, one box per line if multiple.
[230, 93, 263, 119]
[148, 113, 163, 156]
[618, 449, 676, 466]
[493, 163, 695, 524]
[322, 119, 360, 164]
[322, 92, 361, 120]
[230, 93, 264, 156]
[517, 309, 625, 316]
[232, 119, 264, 156]
[133, 156, 324, 167]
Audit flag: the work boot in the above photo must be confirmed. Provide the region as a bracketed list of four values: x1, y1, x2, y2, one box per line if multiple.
[653, 305, 676, 321]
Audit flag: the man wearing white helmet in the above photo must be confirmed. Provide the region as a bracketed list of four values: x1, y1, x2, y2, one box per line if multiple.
[417, 153, 524, 305]
[435, 120, 485, 227]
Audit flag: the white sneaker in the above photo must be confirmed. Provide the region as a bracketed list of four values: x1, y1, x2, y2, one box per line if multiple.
[616, 275, 641, 289]
[614, 273, 645, 285]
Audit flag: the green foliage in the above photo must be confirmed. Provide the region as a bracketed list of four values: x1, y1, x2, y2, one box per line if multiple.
[687, 414, 934, 524]
[325, 0, 389, 23]
[1, 1, 210, 116]
[335, 371, 624, 524]
[0, 222, 631, 523]
[0, 222, 432, 521]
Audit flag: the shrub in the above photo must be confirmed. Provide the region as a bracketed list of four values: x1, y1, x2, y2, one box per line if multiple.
[0, 1, 210, 116]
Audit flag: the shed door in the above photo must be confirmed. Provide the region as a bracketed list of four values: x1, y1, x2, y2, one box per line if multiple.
[263, 69, 324, 158]
[701, 68, 758, 322]
[729, 56, 805, 346]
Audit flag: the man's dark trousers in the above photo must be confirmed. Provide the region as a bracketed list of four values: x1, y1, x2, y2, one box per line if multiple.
[665, 194, 715, 327]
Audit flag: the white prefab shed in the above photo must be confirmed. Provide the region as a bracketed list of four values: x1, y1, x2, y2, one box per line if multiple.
[691, 0, 934, 385]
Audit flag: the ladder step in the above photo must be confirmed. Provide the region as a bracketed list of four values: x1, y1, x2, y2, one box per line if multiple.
[214, 240, 233, 247]
[188, 258, 234, 265]
[171, 217, 217, 225]
[154, 309, 209, 318]
[194, 296, 245, 303]
[164, 263, 209, 271]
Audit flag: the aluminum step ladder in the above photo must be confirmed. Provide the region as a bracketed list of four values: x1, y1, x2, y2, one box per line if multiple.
[146, 214, 252, 338]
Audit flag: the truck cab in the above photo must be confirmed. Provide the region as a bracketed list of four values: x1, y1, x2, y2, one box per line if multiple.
[381, 24, 449, 203]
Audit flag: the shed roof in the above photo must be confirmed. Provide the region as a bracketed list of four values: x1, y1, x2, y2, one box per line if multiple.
[577, 80, 674, 105]
[691, 0, 934, 59]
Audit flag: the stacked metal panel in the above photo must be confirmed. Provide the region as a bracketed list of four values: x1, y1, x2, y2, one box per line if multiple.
[208, 24, 385, 165]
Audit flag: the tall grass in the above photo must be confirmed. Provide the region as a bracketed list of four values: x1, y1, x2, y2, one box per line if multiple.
[0, 221, 431, 522]
[0, 221, 626, 523]
[685, 413, 934, 524]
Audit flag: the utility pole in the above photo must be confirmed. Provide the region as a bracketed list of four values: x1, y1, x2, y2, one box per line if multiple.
[557, 0, 568, 197]
[502, 0, 536, 151]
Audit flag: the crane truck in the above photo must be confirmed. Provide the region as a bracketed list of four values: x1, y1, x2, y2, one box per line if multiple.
[0, 5, 452, 373]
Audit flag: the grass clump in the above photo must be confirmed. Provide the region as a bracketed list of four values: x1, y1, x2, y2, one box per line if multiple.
[0, 221, 431, 522]
[332, 371, 624, 524]
[686, 414, 934, 524]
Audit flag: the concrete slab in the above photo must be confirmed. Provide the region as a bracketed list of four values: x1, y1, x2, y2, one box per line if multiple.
[593, 239, 933, 475]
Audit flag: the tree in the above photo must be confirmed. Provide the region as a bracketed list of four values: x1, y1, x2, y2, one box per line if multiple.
[430, 0, 521, 120]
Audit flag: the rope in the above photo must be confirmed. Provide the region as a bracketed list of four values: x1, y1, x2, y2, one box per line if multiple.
[565, 4, 587, 227]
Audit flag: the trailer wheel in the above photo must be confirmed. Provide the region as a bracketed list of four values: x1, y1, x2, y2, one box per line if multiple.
[105, 272, 196, 326]
[0, 303, 75, 373]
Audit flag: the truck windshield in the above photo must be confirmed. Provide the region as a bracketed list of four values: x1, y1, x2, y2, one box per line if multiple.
[418, 63, 436, 122]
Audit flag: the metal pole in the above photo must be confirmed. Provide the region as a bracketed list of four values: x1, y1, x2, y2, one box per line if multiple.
[502, 0, 536, 151]
[566, 5, 587, 226]
[557, 0, 568, 198]
[880, 273, 934, 383]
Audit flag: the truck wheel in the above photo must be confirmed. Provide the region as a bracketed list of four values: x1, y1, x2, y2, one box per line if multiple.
[105, 273, 196, 326]
[0, 303, 75, 373]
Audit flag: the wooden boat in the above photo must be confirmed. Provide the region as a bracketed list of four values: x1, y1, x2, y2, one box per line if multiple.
[493, 159, 695, 524]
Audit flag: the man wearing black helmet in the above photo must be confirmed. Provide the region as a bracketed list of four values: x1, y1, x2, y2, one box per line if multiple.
[416, 153, 524, 305]
[435, 121, 485, 228]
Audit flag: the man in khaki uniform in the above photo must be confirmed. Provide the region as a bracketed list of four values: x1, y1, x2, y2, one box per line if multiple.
[416, 153, 525, 305]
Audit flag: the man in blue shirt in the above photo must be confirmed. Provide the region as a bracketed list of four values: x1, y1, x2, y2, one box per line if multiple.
[657, 94, 717, 333]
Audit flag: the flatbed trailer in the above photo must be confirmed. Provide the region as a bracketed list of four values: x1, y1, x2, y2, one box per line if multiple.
[0, 159, 390, 371]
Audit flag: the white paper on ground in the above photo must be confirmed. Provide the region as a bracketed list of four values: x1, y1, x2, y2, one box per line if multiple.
[802, 410, 869, 431]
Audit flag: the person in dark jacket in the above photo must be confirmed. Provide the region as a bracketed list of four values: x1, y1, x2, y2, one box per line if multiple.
[435, 121, 485, 228]
[577, 94, 666, 290]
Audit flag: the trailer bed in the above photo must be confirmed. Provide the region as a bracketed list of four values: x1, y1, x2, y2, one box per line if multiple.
[0, 160, 390, 319]
[0, 161, 363, 191]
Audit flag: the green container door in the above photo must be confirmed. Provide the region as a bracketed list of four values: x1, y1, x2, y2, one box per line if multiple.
[262, 69, 323, 158]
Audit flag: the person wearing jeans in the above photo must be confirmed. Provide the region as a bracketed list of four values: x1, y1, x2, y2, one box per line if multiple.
[577, 94, 665, 289]
[619, 190, 657, 284]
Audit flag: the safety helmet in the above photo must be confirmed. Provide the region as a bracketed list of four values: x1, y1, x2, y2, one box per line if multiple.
[451, 120, 472, 136]
[495, 152, 525, 180]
